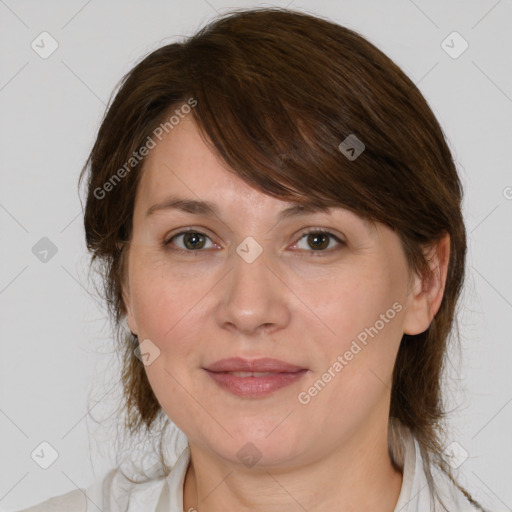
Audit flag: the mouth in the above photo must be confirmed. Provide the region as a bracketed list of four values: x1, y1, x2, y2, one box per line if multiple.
[204, 357, 307, 373]
[215, 371, 288, 377]
[203, 357, 309, 398]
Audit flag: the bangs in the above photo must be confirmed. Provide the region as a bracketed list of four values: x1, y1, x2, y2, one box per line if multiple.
[178, 17, 387, 218]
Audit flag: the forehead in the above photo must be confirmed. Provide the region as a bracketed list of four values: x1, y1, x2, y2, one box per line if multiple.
[135, 115, 377, 236]
[137, 115, 236, 198]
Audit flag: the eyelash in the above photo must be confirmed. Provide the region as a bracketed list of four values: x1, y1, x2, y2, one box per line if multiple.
[163, 228, 345, 257]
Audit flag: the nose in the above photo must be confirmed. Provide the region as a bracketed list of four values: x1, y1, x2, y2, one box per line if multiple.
[215, 244, 291, 336]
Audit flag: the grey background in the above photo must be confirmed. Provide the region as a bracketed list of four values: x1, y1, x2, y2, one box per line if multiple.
[1, 0, 511, 510]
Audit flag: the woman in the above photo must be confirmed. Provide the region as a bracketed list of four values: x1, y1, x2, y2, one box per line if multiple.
[20, 7, 487, 512]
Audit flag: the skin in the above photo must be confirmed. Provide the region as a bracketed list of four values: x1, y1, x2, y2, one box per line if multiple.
[123, 114, 450, 511]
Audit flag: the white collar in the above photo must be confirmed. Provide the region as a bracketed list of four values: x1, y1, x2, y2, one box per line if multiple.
[391, 422, 434, 511]
[162, 443, 190, 512]
[83, 422, 478, 511]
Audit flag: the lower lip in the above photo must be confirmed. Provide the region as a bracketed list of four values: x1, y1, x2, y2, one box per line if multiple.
[204, 369, 308, 398]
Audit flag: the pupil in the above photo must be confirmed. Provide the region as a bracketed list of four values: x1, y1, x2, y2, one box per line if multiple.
[308, 233, 328, 250]
[184, 233, 205, 250]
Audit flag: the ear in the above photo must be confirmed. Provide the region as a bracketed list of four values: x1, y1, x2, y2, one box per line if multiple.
[120, 249, 139, 336]
[402, 232, 451, 336]
[122, 283, 139, 336]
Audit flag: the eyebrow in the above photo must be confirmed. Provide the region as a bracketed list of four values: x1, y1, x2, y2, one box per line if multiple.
[145, 195, 334, 221]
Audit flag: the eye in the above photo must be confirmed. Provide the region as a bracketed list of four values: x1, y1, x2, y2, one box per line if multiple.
[163, 228, 345, 256]
[164, 229, 217, 253]
[292, 229, 345, 254]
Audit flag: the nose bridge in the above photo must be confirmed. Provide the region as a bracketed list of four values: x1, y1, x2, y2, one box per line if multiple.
[215, 238, 290, 334]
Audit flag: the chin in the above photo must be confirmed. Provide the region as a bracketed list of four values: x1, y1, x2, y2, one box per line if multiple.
[209, 426, 305, 468]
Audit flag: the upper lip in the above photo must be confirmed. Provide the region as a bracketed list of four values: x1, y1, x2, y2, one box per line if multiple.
[204, 357, 307, 373]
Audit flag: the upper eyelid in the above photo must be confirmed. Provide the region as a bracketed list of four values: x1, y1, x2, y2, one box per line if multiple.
[291, 230, 344, 250]
[166, 228, 344, 249]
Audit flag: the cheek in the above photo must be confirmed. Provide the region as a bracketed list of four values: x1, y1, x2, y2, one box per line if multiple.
[128, 257, 205, 339]
[128, 263, 212, 396]
[308, 269, 394, 339]
[130, 270, 204, 425]
[310, 267, 404, 382]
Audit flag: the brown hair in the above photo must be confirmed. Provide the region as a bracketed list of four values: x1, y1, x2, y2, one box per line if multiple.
[79, 7, 482, 510]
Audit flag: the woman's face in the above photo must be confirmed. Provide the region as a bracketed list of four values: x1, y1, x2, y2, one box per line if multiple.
[123, 114, 434, 468]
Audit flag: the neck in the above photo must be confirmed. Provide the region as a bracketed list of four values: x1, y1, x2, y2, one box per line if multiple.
[183, 420, 403, 512]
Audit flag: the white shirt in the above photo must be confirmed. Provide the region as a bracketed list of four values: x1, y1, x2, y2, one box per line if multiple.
[17, 424, 483, 512]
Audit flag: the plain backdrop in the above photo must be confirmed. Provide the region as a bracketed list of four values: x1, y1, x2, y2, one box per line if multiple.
[1, 0, 511, 510]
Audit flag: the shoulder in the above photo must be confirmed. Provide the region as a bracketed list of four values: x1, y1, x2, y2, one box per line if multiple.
[389, 419, 486, 512]
[15, 466, 167, 512]
[14, 467, 118, 512]
[14, 487, 87, 512]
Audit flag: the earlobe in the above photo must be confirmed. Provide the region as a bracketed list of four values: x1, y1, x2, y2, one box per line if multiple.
[402, 233, 451, 336]
[122, 284, 138, 336]
[124, 310, 138, 337]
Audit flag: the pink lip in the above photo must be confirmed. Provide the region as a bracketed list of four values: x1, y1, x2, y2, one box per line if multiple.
[203, 357, 309, 398]
[205, 357, 306, 373]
